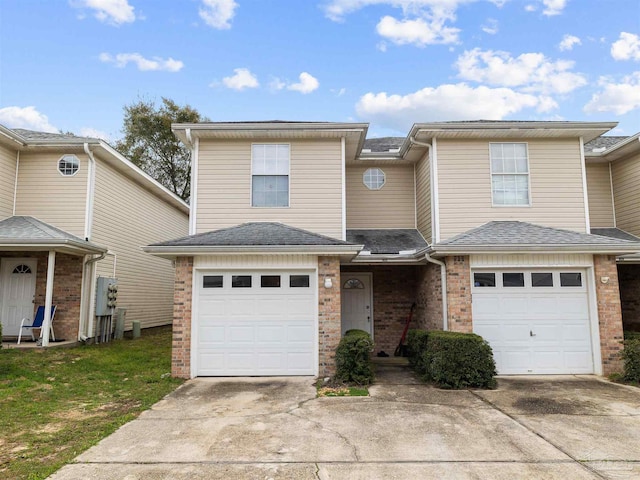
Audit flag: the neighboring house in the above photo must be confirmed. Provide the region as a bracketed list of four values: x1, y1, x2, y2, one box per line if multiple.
[584, 133, 640, 332]
[145, 121, 640, 379]
[0, 125, 189, 345]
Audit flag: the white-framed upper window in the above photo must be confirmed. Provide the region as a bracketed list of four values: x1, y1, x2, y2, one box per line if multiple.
[251, 144, 289, 207]
[490, 143, 530, 206]
[58, 154, 79, 176]
[363, 168, 385, 190]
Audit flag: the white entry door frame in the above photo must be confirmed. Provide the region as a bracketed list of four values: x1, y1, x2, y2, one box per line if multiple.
[1, 258, 37, 336]
[340, 272, 373, 338]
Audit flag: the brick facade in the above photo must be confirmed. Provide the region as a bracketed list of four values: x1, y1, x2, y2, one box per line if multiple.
[445, 255, 472, 333]
[594, 255, 624, 375]
[1, 252, 83, 341]
[318, 256, 341, 377]
[342, 265, 418, 354]
[617, 264, 640, 332]
[415, 262, 443, 331]
[172, 256, 193, 378]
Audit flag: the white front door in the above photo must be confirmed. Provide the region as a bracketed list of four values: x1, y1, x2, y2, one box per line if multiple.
[340, 273, 372, 336]
[1, 258, 37, 336]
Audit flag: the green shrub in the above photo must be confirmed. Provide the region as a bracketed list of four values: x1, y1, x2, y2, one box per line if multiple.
[406, 329, 429, 374]
[624, 331, 640, 341]
[334, 329, 374, 385]
[622, 338, 640, 383]
[422, 331, 497, 389]
[0, 321, 2, 349]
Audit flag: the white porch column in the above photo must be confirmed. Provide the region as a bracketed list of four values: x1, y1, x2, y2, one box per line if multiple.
[41, 250, 56, 347]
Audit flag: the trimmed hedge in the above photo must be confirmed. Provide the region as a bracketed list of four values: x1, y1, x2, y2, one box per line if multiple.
[622, 338, 640, 383]
[624, 331, 640, 341]
[407, 329, 496, 389]
[334, 329, 374, 385]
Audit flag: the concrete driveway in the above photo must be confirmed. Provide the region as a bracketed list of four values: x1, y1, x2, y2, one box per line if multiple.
[50, 367, 640, 479]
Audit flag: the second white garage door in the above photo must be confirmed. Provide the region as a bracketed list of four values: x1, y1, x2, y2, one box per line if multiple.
[472, 269, 594, 375]
[195, 270, 316, 376]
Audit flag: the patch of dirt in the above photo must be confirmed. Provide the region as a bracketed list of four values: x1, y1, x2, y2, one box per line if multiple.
[513, 396, 598, 415]
[34, 423, 64, 434]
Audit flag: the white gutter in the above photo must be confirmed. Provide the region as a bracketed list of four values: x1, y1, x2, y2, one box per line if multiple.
[12, 151, 19, 216]
[410, 137, 439, 243]
[83, 143, 97, 240]
[424, 251, 448, 331]
[579, 137, 591, 233]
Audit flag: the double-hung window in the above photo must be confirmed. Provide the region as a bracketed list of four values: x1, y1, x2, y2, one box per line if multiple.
[252, 144, 290, 207]
[490, 143, 530, 206]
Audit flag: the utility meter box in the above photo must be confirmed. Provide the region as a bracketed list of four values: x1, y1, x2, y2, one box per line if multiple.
[95, 277, 118, 316]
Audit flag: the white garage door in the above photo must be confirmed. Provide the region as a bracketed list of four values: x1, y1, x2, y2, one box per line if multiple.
[195, 270, 316, 376]
[472, 269, 594, 375]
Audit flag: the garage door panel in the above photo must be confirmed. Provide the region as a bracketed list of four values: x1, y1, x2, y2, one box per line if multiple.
[199, 325, 226, 343]
[529, 296, 559, 315]
[502, 297, 530, 314]
[288, 325, 315, 342]
[502, 323, 531, 343]
[256, 325, 285, 342]
[557, 296, 589, 315]
[473, 296, 500, 315]
[501, 350, 532, 373]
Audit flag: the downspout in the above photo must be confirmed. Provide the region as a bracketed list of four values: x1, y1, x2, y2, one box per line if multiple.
[13, 151, 19, 215]
[79, 251, 106, 341]
[425, 252, 448, 331]
[185, 129, 198, 235]
[79, 143, 98, 341]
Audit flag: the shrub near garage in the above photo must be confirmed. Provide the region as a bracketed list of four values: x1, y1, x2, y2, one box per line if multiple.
[334, 329, 374, 385]
[406, 329, 429, 374]
[622, 337, 640, 383]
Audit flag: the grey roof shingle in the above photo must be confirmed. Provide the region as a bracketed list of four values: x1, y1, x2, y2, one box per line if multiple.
[591, 228, 640, 242]
[12, 128, 98, 142]
[150, 222, 356, 247]
[362, 137, 404, 153]
[346, 229, 428, 254]
[438, 221, 639, 247]
[584, 136, 627, 153]
[0, 216, 106, 251]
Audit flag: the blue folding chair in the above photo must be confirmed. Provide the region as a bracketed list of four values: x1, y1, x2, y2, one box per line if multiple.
[18, 306, 56, 344]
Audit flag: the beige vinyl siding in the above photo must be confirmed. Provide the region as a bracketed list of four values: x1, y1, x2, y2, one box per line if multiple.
[415, 152, 431, 241]
[14, 152, 88, 237]
[437, 138, 587, 240]
[0, 144, 17, 218]
[196, 139, 343, 239]
[586, 163, 615, 228]
[346, 164, 415, 228]
[91, 156, 188, 330]
[612, 152, 640, 237]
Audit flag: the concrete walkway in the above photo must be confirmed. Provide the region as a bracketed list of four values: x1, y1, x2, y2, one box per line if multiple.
[50, 363, 640, 479]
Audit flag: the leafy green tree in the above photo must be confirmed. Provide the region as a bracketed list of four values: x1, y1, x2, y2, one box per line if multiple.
[115, 97, 206, 201]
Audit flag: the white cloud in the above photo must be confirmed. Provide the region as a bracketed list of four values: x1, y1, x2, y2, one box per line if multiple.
[269, 77, 287, 91]
[99, 52, 184, 72]
[541, 0, 566, 16]
[199, 0, 238, 29]
[287, 72, 320, 94]
[222, 68, 259, 90]
[455, 48, 587, 94]
[376, 14, 460, 46]
[71, 0, 136, 25]
[356, 83, 550, 132]
[79, 127, 112, 142]
[0, 106, 58, 133]
[611, 32, 640, 61]
[584, 72, 640, 115]
[481, 18, 498, 35]
[558, 34, 581, 51]
[525, 4, 536, 12]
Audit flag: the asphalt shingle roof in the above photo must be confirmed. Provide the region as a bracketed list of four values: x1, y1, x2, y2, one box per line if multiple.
[362, 137, 404, 153]
[584, 136, 627, 153]
[12, 128, 98, 142]
[591, 228, 640, 242]
[151, 222, 357, 247]
[438, 221, 639, 247]
[346, 229, 428, 254]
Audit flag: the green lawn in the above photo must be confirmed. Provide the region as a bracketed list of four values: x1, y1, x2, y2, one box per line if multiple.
[0, 326, 184, 480]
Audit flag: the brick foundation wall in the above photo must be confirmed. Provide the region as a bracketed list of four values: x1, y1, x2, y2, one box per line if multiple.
[342, 265, 418, 354]
[594, 255, 624, 375]
[618, 264, 640, 332]
[1, 252, 83, 341]
[445, 256, 472, 333]
[415, 262, 443, 331]
[318, 256, 341, 377]
[172, 256, 193, 378]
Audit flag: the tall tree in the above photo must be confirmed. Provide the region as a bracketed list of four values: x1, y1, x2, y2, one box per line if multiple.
[115, 97, 206, 201]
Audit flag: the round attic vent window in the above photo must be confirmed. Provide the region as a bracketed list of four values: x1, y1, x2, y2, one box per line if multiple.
[58, 154, 79, 176]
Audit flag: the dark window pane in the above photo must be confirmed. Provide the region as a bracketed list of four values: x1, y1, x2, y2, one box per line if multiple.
[474, 273, 495, 287]
[560, 272, 582, 287]
[232, 275, 252, 288]
[532, 273, 553, 287]
[290, 275, 310, 287]
[261, 275, 281, 287]
[503, 272, 525, 287]
[203, 275, 223, 288]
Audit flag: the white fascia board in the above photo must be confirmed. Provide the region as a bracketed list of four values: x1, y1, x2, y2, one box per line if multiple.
[431, 244, 640, 256]
[143, 244, 365, 258]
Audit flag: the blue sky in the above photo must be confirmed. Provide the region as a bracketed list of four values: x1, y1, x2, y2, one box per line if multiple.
[0, 0, 638, 141]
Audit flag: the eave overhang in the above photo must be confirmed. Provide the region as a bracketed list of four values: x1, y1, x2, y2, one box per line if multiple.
[143, 244, 365, 260]
[0, 239, 107, 256]
[430, 243, 640, 257]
